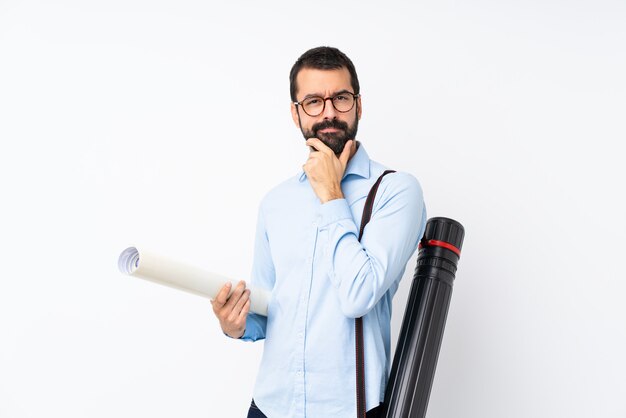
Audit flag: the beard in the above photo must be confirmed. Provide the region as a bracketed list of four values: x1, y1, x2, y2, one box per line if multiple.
[300, 117, 359, 155]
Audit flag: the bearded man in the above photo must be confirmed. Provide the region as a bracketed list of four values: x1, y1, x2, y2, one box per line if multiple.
[211, 46, 426, 418]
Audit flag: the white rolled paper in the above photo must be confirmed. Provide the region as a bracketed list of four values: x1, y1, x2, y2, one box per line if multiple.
[118, 247, 269, 316]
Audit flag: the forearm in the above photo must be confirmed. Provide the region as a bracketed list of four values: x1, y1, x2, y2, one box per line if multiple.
[320, 175, 426, 318]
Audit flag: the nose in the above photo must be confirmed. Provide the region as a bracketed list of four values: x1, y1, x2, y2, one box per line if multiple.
[321, 97, 338, 119]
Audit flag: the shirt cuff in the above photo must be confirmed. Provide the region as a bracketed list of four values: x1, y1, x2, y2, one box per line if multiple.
[319, 198, 352, 228]
[239, 313, 267, 342]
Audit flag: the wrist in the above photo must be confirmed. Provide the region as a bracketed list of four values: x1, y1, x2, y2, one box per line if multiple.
[225, 329, 245, 339]
[320, 194, 343, 204]
[223, 323, 245, 339]
[319, 187, 344, 204]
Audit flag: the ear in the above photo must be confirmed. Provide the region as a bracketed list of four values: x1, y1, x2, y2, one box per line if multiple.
[357, 95, 362, 120]
[291, 102, 301, 127]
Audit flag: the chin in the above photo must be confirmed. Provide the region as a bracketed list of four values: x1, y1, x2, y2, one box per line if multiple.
[320, 137, 347, 154]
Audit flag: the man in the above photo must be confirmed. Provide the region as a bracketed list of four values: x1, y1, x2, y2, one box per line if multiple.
[211, 46, 426, 418]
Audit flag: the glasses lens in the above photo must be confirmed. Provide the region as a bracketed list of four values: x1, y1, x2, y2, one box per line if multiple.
[332, 93, 355, 112]
[302, 97, 324, 116]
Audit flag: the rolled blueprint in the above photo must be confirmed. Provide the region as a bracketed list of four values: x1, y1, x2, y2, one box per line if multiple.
[118, 247, 270, 316]
[383, 217, 465, 418]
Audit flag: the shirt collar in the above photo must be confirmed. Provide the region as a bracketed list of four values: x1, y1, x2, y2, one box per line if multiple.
[298, 141, 371, 182]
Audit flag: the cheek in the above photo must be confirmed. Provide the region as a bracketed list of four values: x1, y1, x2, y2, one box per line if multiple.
[345, 114, 358, 127]
[301, 117, 319, 132]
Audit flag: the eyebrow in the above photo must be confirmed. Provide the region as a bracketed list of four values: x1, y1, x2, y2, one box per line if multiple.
[301, 89, 353, 100]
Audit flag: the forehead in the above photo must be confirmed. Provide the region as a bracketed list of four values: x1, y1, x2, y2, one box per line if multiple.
[295, 67, 352, 99]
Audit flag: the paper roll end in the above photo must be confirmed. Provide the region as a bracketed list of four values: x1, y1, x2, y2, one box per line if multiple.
[118, 247, 140, 275]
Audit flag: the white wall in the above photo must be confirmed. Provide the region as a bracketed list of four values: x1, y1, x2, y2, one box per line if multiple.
[1, 1, 624, 417]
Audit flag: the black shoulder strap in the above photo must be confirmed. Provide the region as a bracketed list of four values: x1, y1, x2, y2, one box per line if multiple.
[358, 170, 396, 241]
[355, 169, 395, 418]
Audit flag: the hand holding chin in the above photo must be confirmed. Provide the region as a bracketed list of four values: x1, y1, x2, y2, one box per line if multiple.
[303, 138, 354, 203]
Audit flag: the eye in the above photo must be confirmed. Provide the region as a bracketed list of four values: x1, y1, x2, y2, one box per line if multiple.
[305, 98, 321, 105]
[334, 94, 349, 101]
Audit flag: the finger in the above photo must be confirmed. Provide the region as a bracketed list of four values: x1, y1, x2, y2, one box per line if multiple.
[229, 289, 250, 321]
[225, 280, 246, 309]
[302, 158, 315, 171]
[304, 154, 319, 167]
[306, 138, 332, 155]
[339, 140, 353, 167]
[213, 282, 232, 307]
[238, 299, 251, 320]
[305, 137, 320, 152]
[233, 289, 250, 314]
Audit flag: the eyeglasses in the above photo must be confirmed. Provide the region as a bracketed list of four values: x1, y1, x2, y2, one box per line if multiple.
[294, 91, 360, 117]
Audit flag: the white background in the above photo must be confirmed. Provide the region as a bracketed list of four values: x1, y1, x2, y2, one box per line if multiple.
[1, 0, 625, 417]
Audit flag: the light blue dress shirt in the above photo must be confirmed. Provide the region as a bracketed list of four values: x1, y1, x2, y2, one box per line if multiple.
[240, 143, 426, 418]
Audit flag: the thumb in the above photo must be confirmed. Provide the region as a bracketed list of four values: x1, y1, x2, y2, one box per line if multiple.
[339, 140, 353, 167]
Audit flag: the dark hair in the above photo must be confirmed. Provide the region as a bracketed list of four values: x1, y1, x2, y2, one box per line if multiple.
[289, 46, 360, 101]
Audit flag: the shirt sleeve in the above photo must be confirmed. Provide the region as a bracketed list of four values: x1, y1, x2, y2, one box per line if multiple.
[239, 202, 276, 341]
[319, 172, 426, 318]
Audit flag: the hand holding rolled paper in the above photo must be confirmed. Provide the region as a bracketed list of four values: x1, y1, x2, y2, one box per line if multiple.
[118, 247, 270, 316]
[211, 280, 250, 339]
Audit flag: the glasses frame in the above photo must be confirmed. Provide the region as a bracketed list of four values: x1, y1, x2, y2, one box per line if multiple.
[293, 91, 360, 117]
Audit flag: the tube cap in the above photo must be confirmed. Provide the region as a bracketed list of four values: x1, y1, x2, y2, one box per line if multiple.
[423, 217, 465, 252]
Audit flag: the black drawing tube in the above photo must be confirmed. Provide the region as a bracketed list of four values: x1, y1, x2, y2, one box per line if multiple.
[383, 217, 465, 418]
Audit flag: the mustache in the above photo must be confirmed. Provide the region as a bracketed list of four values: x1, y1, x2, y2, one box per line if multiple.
[312, 119, 348, 135]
